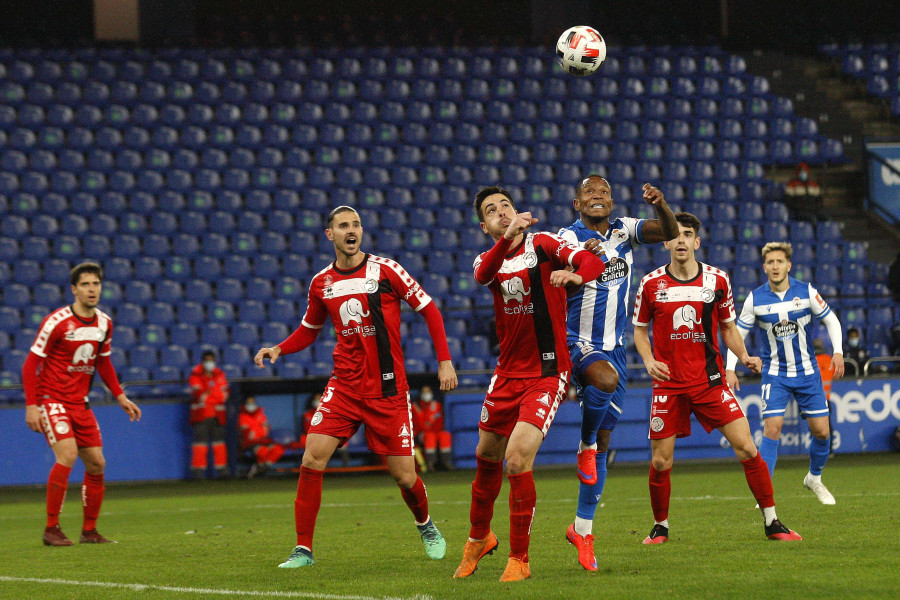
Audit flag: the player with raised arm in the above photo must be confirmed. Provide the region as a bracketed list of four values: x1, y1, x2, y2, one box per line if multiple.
[254, 206, 458, 569]
[22, 262, 141, 546]
[557, 175, 677, 570]
[453, 186, 606, 582]
[725, 242, 844, 505]
[632, 214, 802, 544]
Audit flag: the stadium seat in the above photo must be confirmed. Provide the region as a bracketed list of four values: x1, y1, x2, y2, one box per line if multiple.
[170, 323, 198, 348]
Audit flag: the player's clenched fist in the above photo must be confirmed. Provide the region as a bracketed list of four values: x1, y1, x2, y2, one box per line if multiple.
[503, 212, 538, 240]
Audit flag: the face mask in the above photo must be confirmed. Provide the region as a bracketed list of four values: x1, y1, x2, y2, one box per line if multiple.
[848, 338, 859, 348]
[203, 360, 216, 372]
[421, 392, 433, 402]
[799, 171, 808, 182]
[245, 403, 258, 413]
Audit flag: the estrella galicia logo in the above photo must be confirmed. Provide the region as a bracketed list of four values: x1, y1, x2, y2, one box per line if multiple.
[598, 256, 628, 289]
[772, 319, 800, 341]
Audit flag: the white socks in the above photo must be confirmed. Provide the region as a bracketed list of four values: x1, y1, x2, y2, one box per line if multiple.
[574, 517, 593, 537]
[578, 441, 598, 453]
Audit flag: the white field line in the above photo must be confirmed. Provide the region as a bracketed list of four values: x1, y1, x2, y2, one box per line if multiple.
[0, 576, 435, 600]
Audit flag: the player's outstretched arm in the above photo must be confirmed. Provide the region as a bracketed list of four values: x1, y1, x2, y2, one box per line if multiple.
[634, 325, 671, 382]
[437, 360, 458, 392]
[638, 183, 679, 243]
[116, 393, 141, 422]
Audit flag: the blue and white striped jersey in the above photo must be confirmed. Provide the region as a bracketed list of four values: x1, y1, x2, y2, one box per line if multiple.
[558, 216, 646, 350]
[735, 276, 833, 377]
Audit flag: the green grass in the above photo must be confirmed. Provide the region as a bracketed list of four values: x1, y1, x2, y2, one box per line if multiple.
[1, 453, 899, 600]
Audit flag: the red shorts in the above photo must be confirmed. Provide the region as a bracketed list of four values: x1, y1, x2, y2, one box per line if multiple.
[308, 385, 414, 456]
[38, 400, 103, 448]
[479, 372, 568, 438]
[649, 384, 745, 439]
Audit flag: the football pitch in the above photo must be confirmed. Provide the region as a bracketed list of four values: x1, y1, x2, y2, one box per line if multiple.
[1, 453, 898, 600]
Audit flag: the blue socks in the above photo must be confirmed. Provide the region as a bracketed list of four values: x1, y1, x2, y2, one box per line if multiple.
[576, 451, 608, 521]
[580, 386, 613, 446]
[809, 436, 829, 476]
[759, 436, 780, 479]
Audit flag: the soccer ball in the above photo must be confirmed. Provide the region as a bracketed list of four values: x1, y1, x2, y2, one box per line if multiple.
[555, 25, 607, 77]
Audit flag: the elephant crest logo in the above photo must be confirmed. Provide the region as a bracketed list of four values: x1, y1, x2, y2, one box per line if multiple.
[501, 276, 531, 304]
[339, 298, 370, 326]
[72, 343, 96, 365]
[672, 305, 701, 330]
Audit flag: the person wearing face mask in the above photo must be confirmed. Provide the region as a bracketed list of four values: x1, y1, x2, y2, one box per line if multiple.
[411, 386, 454, 471]
[844, 328, 870, 376]
[187, 350, 230, 479]
[784, 162, 824, 222]
[238, 396, 286, 478]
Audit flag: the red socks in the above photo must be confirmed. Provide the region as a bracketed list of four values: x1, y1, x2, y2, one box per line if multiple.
[507, 471, 536, 562]
[648, 465, 671, 523]
[212, 442, 227, 469]
[46, 463, 72, 528]
[741, 453, 775, 509]
[190, 444, 207, 470]
[82, 472, 105, 531]
[469, 455, 503, 540]
[295, 466, 324, 549]
[399, 476, 430, 523]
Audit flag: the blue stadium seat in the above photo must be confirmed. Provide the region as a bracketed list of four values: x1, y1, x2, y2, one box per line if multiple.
[170, 323, 198, 348]
[261, 322, 290, 345]
[159, 345, 191, 371]
[222, 344, 251, 369]
[231, 322, 260, 348]
[114, 303, 143, 328]
[128, 346, 158, 371]
[815, 264, 840, 287]
[790, 222, 815, 243]
[141, 324, 168, 348]
[145, 301, 175, 326]
[170, 296, 203, 324]
[843, 263, 866, 285]
[816, 221, 841, 243]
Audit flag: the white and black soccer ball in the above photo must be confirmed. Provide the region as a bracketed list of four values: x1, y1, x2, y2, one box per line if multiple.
[555, 25, 607, 77]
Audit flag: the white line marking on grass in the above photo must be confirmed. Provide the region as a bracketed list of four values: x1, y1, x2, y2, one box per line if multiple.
[0, 576, 435, 600]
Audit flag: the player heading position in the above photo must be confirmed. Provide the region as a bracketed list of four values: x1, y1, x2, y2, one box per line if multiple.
[254, 206, 458, 568]
[558, 175, 677, 571]
[22, 262, 141, 546]
[453, 187, 606, 582]
[725, 242, 844, 504]
[633, 214, 802, 544]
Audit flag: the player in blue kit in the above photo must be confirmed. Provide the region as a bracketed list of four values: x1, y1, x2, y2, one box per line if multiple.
[726, 242, 844, 505]
[557, 175, 678, 570]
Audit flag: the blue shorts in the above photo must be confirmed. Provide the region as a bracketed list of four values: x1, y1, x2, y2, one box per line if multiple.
[760, 372, 829, 419]
[569, 342, 628, 431]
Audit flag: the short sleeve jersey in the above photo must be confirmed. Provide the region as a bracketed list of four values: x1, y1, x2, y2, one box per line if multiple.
[474, 232, 583, 378]
[633, 263, 735, 390]
[301, 254, 431, 399]
[735, 277, 833, 377]
[558, 216, 646, 350]
[29, 306, 113, 406]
